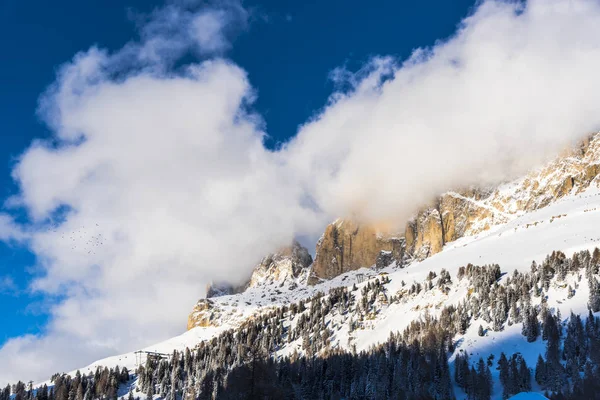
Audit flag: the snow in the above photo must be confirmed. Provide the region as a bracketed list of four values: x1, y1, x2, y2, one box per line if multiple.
[508, 393, 549, 400]
[42, 184, 600, 399]
[37, 326, 226, 386]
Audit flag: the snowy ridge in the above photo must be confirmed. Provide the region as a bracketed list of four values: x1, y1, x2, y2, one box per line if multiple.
[47, 183, 600, 399]
[435, 133, 600, 243]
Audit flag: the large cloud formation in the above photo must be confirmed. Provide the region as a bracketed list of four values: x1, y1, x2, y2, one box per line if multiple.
[287, 0, 600, 223]
[3, 0, 600, 384]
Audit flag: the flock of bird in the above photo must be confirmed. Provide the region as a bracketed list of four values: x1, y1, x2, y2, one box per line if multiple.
[57, 224, 104, 255]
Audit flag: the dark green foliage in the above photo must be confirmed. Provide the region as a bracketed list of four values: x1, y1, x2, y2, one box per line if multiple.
[11, 247, 600, 400]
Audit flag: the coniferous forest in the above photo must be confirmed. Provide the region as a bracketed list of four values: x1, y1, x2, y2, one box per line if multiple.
[5, 248, 600, 400]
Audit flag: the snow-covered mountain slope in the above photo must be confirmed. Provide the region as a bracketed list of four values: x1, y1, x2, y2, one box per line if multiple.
[508, 394, 549, 400]
[53, 182, 600, 399]
[186, 183, 600, 349]
[402, 133, 600, 262]
[269, 134, 600, 286]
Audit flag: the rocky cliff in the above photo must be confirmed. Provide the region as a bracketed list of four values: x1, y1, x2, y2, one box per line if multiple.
[204, 282, 247, 299]
[308, 133, 600, 282]
[405, 188, 499, 260]
[187, 241, 312, 329]
[187, 299, 218, 330]
[190, 133, 600, 311]
[248, 240, 312, 288]
[430, 133, 600, 242]
[308, 220, 405, 284]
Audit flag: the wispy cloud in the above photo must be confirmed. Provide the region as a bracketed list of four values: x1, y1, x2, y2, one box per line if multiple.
[0, 275, 18, 296]
[285, 0, 600, 223]
[134, 1, 247, 63]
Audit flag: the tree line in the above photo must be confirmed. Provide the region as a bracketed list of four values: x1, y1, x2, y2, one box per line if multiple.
[6, 247, 600, 399]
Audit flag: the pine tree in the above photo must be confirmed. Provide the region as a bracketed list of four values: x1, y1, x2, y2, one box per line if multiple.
[582, 361, 597, 398]
[545, 313, 564, 393]
[145, 380, 154, 400]
[478, 358, 492, 400]
[528, 308, 540, 342]
[454, 353, 470, 390]
[564, 312, 587, 373]
[535, 354, 547, 386]
[509, 297, 521, 324]
[82, 387, 93, 400]
[589, 277, 600, 312]
[121, 367, 130, 383]
[493, 296, 507, 331]
[74, 383, 83, 400]
[498, 352, 510, 398]
[518, 356, 531, 393]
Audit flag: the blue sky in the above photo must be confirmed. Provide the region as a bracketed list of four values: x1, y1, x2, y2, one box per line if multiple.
[5, 0, 600, 385]
[0, 0, 475, 348]
[0, 0, 162, 345]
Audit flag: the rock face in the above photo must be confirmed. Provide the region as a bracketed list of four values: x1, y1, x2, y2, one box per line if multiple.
[407, 134, 600, 260]
[486, 135, 600, 214]
[309, 133, 600, 282]
[190, 133, 600, 316]
[188, 241, 312, 329]
[405, 189, 498, 260]
[248, 240, 313, 288]
[204, 241, 313, 299]
[187, 299, 220, 330]
[309, 220, 404, 283]
[405, 208, 444, 260]
[205, 282, 247, 299]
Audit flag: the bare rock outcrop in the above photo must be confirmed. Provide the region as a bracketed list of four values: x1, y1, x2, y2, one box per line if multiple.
[310, 134, 600, 281]
[187, 299, 221, 330]
[407, 134, 600, 260]
[190, 133, 600, 318]
[405, 208, 444, 260]
[309, 220, 404, 283]
[188, 241, 312, 329]
[205, 282, 247, 299]
[248, 240, 313, 288]
[204, 241, 313, 299]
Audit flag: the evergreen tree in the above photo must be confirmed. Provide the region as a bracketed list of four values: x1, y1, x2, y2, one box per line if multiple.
[535, 354, 547, 387]
[545, 312, 564, 392]
[498, 352, 510, 399]
[518, 356, 531, 393]
[145, 380, 154, 400]
[564, 312, 587, 374]
[589, 277, 600, 312]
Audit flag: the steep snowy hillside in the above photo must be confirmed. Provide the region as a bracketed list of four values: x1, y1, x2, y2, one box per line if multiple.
[44, 182, 600, 399]
[28, 135, 600, 400]
[508, 394, 549, 400]
[182, 183, 600, 350]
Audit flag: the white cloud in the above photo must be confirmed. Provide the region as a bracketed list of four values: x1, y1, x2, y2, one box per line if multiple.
[0, 275, 18, 295]
[0, 214, 28, 242]
[191, 11, 229, 53]
[4, 0, 600, 385]
[285, 0, 600, 223]
[0, 1, 314, 384]
[135, 1, 247, 63]
[0, 54, 319, 384]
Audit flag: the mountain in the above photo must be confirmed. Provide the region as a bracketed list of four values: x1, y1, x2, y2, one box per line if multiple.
[246, 240, 313, 289]
[24, 133, 600, 400]
[308, 219, 405, 284]
[305, 134, 600, 285]
[187, 241, 312, 329]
